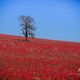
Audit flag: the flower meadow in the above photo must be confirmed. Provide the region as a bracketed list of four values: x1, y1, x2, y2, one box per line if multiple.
[0, 34, 80, 80]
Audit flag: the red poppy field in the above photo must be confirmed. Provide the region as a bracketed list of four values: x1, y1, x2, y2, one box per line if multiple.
[0, 34, 80, 80]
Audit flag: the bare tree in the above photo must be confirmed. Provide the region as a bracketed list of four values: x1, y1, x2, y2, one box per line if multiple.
[19, 15, 36, 40]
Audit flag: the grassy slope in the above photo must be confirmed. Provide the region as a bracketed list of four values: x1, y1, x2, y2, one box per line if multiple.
[0, 34, 80, 80]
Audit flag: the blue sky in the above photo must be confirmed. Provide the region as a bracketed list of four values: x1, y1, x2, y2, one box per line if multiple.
[0, 0, 80, 42]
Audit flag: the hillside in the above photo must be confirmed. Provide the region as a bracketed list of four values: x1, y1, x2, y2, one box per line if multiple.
[0, 34, 80, 80]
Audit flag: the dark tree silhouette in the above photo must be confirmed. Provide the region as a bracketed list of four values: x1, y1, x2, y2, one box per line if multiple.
[19, 15, 36, 40]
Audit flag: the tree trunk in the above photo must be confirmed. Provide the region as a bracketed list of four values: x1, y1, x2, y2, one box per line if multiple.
[25, 31, 28, 40]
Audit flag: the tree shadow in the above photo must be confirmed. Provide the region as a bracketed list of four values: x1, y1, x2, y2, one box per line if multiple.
[16, 38, 32, 42]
